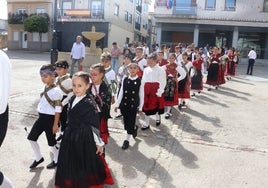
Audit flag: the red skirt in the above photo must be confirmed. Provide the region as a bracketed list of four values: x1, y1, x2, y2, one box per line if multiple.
[164, 77, 178, 106]
[100, 118, 108, 144]
[217, 64, 226, 85]
[143, 82, 165, 115]
[178, 77, 191, 99]
[55, 154, 114, 188]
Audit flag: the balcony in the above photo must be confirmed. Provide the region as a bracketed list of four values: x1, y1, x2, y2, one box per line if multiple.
[172, 4, 197, 15]
[57, 8, 104, 21]
[8, 12, 28, 24]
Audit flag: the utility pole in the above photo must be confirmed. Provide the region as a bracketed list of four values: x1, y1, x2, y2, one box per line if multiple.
[50, 0, 58, 64]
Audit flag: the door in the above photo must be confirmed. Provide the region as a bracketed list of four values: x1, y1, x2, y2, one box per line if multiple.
[22, 32, 27, 49]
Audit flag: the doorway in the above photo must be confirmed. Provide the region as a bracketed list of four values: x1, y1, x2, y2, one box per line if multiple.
[22, 32, 27, 49]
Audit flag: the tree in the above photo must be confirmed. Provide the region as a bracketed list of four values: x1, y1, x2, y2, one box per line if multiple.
[23, 14, 49, 52]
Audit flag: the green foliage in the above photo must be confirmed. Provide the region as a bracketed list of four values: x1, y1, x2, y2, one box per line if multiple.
[23, 14, 49, 33]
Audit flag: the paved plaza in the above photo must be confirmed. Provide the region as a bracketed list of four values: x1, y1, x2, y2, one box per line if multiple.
[1, 50, 268, 188]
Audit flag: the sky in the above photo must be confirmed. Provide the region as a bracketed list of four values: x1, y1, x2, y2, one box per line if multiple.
[0, 0, 7, 19]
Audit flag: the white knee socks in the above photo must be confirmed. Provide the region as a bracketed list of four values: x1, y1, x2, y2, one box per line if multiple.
[51, 146, 59, 163]
[156, 113, 160, 121]
[145, 115, 150, 126]
[29, 140, 42, 161]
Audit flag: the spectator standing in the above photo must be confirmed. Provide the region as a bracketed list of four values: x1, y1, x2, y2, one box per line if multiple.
[247, 48, 257, 75]
[70, 36, 85, 77]
[110, 42, 121, 74]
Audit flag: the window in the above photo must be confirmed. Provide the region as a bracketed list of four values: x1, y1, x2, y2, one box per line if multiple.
[91, 1, 102, 17]
[135, 13, 141, 24]
[142, 20, 148, 29]
[205, 0, 215, 10]
[124, 11, 132, 23]
[135, 12, 141, 30]
[225, 0, 236, 11]
[17, 8, 26, 15]
[124, 11, 128, 21]
[114, 4, 119, 16]
[36, 8, 46, 14]
[33, 33, 48, 42]
[13, 31, 19, 41]
[128, 13, 132, 23]
[264, 0, 268, 12]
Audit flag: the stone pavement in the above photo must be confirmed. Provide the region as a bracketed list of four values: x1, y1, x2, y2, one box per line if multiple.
[1, 50, 268, 188]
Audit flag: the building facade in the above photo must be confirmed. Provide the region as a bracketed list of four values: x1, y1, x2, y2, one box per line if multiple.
[56, 0, 151, 51]
[7, 0, 151, 52]
[7, 0, 53, 51]
[151, 0, 268, 59]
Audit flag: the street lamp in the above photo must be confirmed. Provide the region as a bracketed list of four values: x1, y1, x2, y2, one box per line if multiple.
[50, 0, 58, 64]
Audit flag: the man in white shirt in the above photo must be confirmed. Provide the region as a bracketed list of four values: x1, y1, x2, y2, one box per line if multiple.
[70, 35, 85, 77]
[247, 48, 257, 75]
[0, 50, 15, 188]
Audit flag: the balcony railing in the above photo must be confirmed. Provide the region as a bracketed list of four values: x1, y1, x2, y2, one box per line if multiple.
[57, 8, 104, 20]
[172, 5, 197, 15]
[8, 12, 28, 24]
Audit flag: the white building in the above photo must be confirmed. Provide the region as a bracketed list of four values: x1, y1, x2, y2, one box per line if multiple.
[151, 0, 268, 59]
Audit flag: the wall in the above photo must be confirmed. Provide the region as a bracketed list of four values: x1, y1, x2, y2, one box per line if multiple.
[108, 24, 134, 49]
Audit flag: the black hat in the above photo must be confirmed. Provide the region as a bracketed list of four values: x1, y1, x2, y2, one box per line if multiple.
[55, 60, 69, 69]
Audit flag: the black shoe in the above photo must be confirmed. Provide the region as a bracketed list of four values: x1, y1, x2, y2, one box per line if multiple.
[226, 77, 230, 80]
[46, 161, 57, 169]
[114, 114, 123, 120]
[215, 86, 218, 90]
[182, 101, 186, 106]
[29, 157, 44, 169]
[207, 88, 211, 91]
[165, 113, 170, 119]
[178, 104, 182, 110]
[133, 125, 138, 139]
[122, 140, 129, 150]
[56, 134, 63, 141]
[156, 120, 161, 126]
[141, 125, 150, 131]
[198, 91, 201, 94]
[191, 93, 195, 97]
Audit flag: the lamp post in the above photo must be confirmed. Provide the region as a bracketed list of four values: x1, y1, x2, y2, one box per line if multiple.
[50, 0, 58, 64]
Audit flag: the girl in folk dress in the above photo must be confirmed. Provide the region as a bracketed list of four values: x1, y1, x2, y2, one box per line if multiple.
[162, 53, 186, 119]
[88, 64, 112, 145]
[191, 52, 205, 96]
[226, 48, 238, 80]
[206, 47, 221, 91]
[177, 53, 194, 109]
[55, 72, 114, 188]
[141, 53, 166, 130]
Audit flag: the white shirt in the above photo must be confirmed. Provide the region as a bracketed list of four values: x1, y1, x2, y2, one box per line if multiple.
[104, 66, 117, 96]
[175, 53, 182, 65]
[55, 75, 73, 106]
[134, 57, 147, 71]
[117, 64, 129, 83]
[162, 64, 186, 82]
[115, 75, 144, 111]
[142, 65, 167, 97]
[248, 50, 257, 59]
[143, 46, 150, 56]
[71, 42, 85, 59]
[0, 50, 11, 114]
[38, 86, 62, 115]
